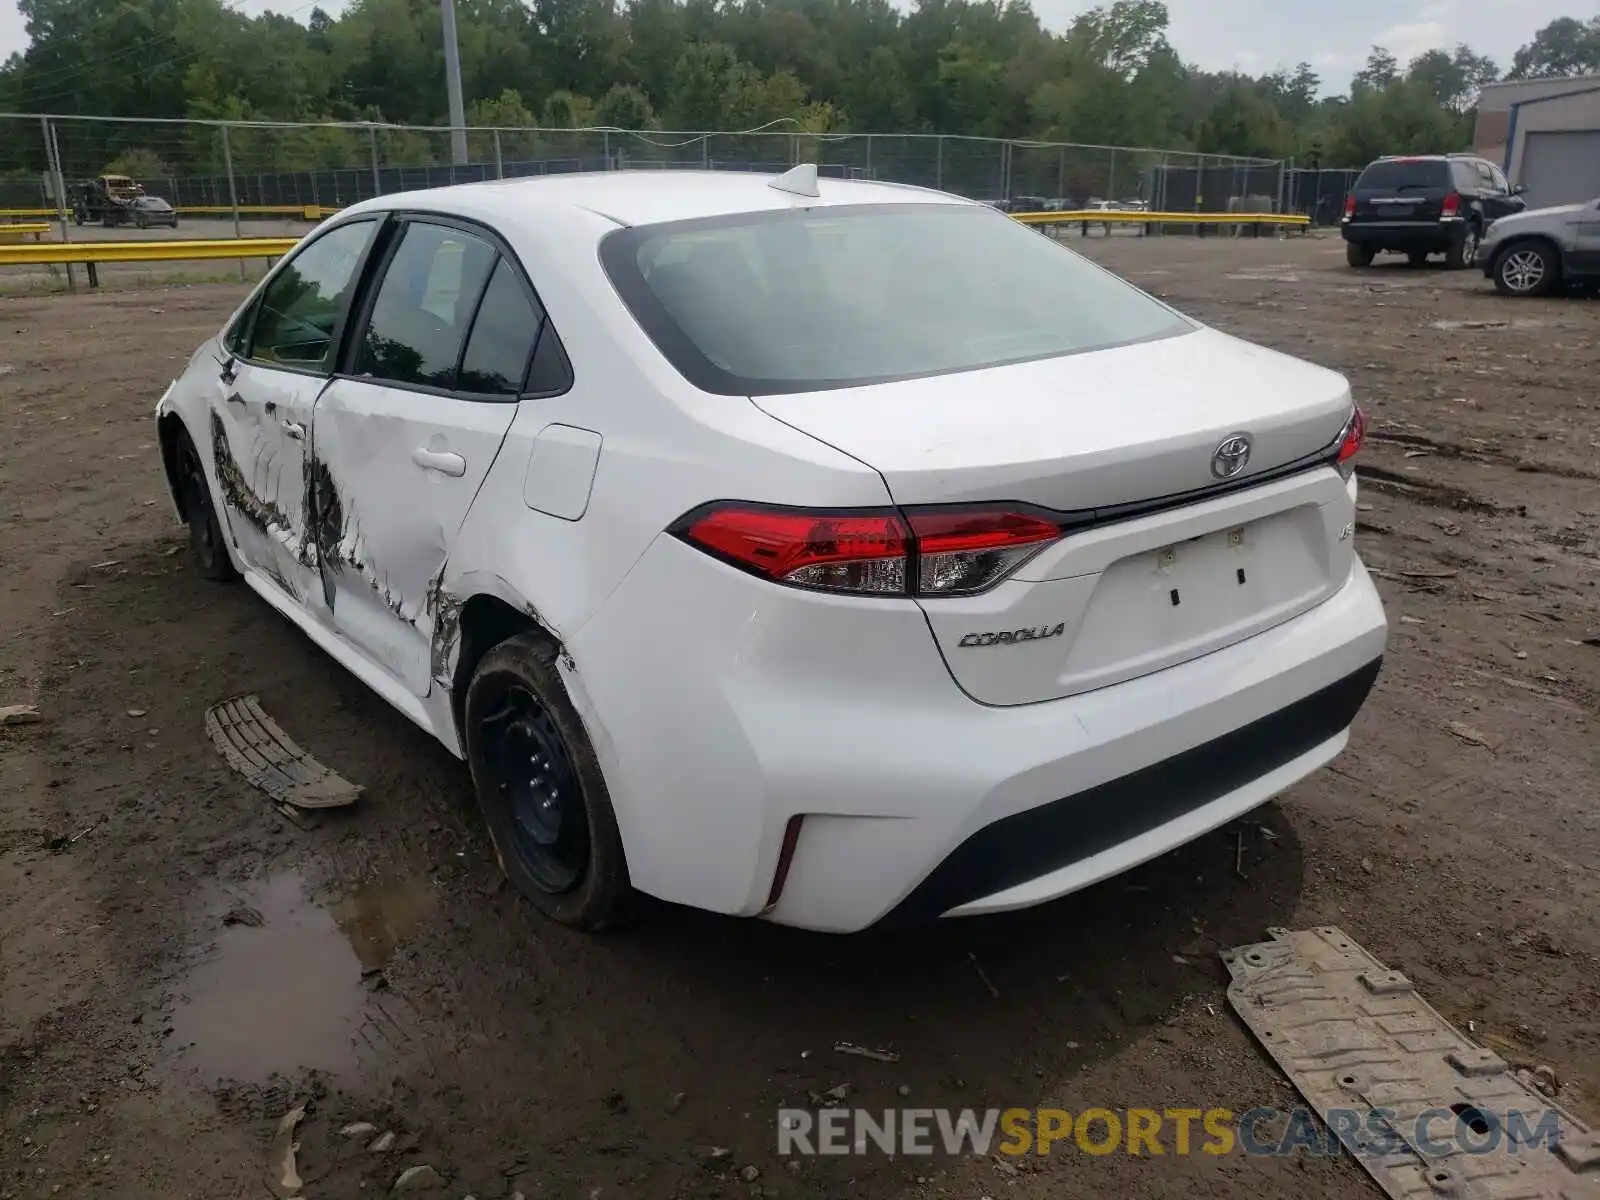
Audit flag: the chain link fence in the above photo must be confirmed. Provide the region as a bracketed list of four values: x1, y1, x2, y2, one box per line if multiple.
[1285, 167, 1361, 226]
[1, 113, 1287, 239]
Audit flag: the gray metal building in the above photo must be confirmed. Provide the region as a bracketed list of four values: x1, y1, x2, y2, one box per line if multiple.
[1474, 77, 1600, 208]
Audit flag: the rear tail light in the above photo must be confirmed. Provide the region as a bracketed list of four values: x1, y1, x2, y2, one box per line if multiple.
[907, 509, 1061, 595]
[1441, 192, 1461, 217]
[1342, 194, 1355, 219]
[674, 504, 1060, 597]
[1335, 406, 1366, 479]
[677, 507, 909, 594]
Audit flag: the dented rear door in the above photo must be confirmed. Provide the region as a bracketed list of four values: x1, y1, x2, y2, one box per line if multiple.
[311, 223, 537, 694]
[311, 380, 515, 691]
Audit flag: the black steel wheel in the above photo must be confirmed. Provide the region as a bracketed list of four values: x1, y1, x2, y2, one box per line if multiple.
[463, 632, 634, 929]
[176, 430, 237, 581]
[478, 683, 589, 893]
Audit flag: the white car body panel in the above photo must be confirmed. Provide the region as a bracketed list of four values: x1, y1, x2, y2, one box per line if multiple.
[311, 377, 517, 693]
[751, 327, 1353, 511]
[153, 171, 1388, 933]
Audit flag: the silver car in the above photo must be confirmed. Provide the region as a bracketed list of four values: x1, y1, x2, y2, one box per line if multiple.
[1478, 197, 1600, 296]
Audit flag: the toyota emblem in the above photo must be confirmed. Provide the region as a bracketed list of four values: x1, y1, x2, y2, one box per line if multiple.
[1211, 434, 1253, 479]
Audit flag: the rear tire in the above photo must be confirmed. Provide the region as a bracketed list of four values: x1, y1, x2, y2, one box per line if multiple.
[1407, 249, 1429, 267]
[463, 632, 635, 931]
[1445, 224, 1479, 270]
[1345, 241, 1374, 268]
[1492, 241, 1558, 297]
[174, 427, 238, 582]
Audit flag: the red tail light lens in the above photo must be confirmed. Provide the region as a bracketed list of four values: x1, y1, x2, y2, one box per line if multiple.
[1441, 192, 1461, 217]
[675, 505, 1062, 597]
[1335, 406, 1366, 478]
[678, 507, 909, 594]
[1343, 193, 1355, 219]
[907, 509, 1061, 594]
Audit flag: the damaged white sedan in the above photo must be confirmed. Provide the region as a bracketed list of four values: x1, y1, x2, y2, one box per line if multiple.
[156, 167, 1387, 933]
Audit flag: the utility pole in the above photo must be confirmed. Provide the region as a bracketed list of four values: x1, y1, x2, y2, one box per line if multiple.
[439, 0, 468, 166]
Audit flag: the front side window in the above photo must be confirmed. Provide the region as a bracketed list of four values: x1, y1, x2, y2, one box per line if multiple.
[356, 221, 497, 390]
[248, 219, 376, 370]
[600, 203, 1192, 396]
[457, 258, 544, 396]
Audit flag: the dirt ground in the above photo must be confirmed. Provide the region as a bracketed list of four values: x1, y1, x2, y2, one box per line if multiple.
[1, 234, 1596, 1200]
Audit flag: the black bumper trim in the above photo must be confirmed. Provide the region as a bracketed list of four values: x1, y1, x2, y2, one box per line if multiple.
[879, 657, 1383, 927]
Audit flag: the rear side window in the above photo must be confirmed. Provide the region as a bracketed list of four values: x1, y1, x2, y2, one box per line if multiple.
[601, 203, 1191, 396]
[457, 259, 544, 396]
[356, 221, 497, 389]
[1355, 160, 1451, 191]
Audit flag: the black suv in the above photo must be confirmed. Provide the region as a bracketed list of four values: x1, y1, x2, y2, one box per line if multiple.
[1341, 154, 1526, 269]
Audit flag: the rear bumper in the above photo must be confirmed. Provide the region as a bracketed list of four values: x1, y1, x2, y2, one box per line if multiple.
[1342, 221, 1461, 250]
[568, 537, 1389, 933]
[882, 656, 1379, 925]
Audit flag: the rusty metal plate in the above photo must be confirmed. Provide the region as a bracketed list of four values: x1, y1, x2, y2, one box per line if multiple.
[1225, 926, 1600, 1200]
[205, 695, 362, 811]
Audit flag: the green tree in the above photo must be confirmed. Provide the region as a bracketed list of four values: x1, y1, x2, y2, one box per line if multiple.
[1408, 44, 1498, 113]
[1507, 16, 1600, 79]
[1352, 46, 1399, 92]
[594, 82, 656, 128]
[103, 146, 172, 180]
[541, 88, 597, 127]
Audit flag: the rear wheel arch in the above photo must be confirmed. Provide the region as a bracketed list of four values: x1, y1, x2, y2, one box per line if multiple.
[446, 592, 563, 745]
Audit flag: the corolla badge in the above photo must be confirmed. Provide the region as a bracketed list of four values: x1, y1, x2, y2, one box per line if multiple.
[958, 623, 1066, 648]
[1211, 433, 1253, 479]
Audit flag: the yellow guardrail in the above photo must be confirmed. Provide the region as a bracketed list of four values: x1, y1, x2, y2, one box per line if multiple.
[0, 204, 336, 219]
[1013, 209, 1309, 226]
[0, 222, 52, 239]
[0, 236, 300, 287]
[0, 237, 298, 265]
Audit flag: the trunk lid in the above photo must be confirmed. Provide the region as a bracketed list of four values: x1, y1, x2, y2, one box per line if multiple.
[752, 327, 1358, 705]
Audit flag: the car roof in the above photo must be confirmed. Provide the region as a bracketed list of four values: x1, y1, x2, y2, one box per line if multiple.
[343, 169, 972, 229]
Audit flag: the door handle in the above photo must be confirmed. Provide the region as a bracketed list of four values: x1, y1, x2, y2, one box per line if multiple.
[281, 420, 306, 441]
[412, 447, 466, 477]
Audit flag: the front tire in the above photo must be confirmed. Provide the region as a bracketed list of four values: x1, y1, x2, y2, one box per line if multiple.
[1492, 241, 1558, 297]
[174, 428, 238, 582]
[1345, 241, 1374, 267]
[464, 632, 634, 930]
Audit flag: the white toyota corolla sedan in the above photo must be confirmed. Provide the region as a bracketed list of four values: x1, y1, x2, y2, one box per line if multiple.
[154, 166, 1387, 932]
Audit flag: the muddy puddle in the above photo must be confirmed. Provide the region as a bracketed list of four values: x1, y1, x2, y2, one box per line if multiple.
[160, 871, 433, 1084]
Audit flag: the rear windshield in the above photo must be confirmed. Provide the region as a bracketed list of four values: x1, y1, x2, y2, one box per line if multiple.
[599, 203, 1192, 396]
[1355, 160, 1451, 191]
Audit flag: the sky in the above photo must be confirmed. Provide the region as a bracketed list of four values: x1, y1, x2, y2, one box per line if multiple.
[0, 0, 1587, 96]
